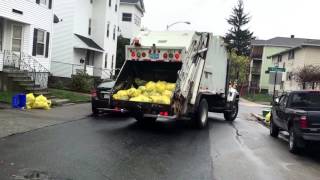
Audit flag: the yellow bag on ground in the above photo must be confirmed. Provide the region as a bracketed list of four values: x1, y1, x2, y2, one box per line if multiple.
[265, 112, 271, 124]
[26, 93, 35, 109]
[32, 95, 51, 110]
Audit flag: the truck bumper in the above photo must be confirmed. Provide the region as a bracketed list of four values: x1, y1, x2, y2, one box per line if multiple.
[144, 114, 178, 121]
[97, 108, 128, 113]
[302, 133, 320, 141]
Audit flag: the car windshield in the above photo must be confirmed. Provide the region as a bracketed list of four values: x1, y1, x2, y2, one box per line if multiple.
[98, 81, 115, 88]
[289, 92, 320, 108]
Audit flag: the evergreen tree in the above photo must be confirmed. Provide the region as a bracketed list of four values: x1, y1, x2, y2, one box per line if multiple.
[225, 0, 253, 56]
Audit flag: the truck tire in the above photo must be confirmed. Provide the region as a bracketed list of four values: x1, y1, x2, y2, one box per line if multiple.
[195, 99, 209, 129]
[289, 127, 302, 154]
[269, 116, 279, 138]
[224, 103, 238, 122]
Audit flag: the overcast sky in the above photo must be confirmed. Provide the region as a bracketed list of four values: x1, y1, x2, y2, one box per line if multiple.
[142, 0, 320, 40]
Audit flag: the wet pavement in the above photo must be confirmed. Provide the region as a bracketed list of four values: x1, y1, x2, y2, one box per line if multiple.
[0, 102, 320, 180]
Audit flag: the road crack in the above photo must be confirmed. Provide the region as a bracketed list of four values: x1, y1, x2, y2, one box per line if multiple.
[229, 123, 243, 145]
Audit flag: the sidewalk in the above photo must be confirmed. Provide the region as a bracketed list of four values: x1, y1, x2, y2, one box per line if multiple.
[0, 103, 91, 138]
[240, 98, 271, 108]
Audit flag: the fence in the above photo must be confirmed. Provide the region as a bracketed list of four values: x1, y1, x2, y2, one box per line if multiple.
[51, 61, 114, 79]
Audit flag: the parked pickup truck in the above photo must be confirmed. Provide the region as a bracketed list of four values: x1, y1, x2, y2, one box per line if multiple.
[270, 91, 320, 153]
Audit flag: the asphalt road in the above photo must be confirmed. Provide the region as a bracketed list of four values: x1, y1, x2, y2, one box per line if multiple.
[1, 103, 320, 180]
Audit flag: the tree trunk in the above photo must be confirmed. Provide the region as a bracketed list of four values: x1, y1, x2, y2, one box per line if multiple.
[302, 82, 306, 89]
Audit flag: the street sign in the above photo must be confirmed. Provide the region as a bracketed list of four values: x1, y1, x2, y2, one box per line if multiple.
[268, 67, 286, 72]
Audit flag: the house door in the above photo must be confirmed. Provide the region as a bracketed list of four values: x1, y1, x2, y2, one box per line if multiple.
[12, 25, 23, 53]
[0, 20, 3, 51]
[10, 25, 23, 68]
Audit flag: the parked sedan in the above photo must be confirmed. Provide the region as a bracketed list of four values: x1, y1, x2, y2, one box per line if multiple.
[270, 91, 320, 153]
[91, 80, 128, 115]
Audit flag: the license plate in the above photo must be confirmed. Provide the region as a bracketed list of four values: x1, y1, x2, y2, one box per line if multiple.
[103, 94, 109, 99]
[150, 53, 159, 59]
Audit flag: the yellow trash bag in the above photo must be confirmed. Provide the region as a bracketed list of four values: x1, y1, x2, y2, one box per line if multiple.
[160, 95, 171, 105]
[146, 81, 156, 92]
[265, 112, 271, 125]
[162, 90, 173, 98]
[166, 83, 176, 91]
[138, 86, 146, 92]
[114, 90, 129, 100]
[129, 95, 152, 103]
[32, 95, 51, 110]
[155, 81, 166, 93]
[126, 88, 142, 97]
[26, 93, 35, 109]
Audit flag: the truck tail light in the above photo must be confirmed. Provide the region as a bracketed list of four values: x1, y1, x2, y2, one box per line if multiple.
[131, 51, 136, 58]
[163, 53, 168, 59]
[300, 116, 308, 129]
[91, 89, 97, 98]
[142, 52, 146, 58]
[174, 53, 180, 60]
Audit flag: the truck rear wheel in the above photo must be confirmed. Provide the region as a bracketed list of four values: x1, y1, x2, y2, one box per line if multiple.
[224, 103, 238, 122]
[195, 99, 209, 129]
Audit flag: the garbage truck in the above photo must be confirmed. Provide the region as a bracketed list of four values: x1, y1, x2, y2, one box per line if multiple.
[110, 31, 239, 128]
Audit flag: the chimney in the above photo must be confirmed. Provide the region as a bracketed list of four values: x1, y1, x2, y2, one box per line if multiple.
[291, 35, 295, 38]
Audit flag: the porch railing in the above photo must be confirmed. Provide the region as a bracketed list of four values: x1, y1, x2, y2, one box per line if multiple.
[2, 50, 50, 89]
[51, 61, 116, 80]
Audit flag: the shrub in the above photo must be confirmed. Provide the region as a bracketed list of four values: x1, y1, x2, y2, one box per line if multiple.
[71, 72, 93, 93]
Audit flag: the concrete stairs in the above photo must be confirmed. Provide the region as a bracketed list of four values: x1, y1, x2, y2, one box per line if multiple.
[2, 68, 47, 93]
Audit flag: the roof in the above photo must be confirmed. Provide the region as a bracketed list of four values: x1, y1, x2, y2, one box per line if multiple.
[268, 39, 320, 58]
[74, 34, 104, 52]
[251, 37, 319, 48]
[120, 0, 145, 12]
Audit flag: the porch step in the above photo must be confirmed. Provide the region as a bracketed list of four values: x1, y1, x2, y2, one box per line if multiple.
[3, 68, 29, 74]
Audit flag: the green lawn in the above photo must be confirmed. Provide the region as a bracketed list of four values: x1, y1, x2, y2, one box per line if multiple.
[243, 93, 273, 103]
[49, 89, 91, 103]
[0, 91, 16, 104]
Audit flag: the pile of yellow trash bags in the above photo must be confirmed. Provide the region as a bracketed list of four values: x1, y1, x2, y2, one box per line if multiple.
[26, 93, 52, 110]
[113, 81, 176, 105]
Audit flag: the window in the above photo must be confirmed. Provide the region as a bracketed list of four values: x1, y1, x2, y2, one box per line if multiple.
[122, 13, 132, 22]
[134, 15, 141, 26]
[288, 50, 295, 60]
[109, 0, 111, 7]
[106, 22, 110, 38]
[289, 92, 320, 108]
[12, 25, 23, 52]
[115, 4, 118, 12]
[113, 26, 116, 40]
[88, 18, 92, 35]
[277, 55, 282, 63]
[104, 53, 108, 68]
[111, 55, 114, 70]
[36, 30, 45, 55]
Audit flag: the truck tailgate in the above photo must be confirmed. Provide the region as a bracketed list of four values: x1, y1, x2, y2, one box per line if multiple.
[308, 111, 320, 128]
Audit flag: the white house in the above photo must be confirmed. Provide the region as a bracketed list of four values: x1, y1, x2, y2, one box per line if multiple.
[0, 0, 53, 89]
[119, 0, 145, 39]
[52, 0, 120, 79]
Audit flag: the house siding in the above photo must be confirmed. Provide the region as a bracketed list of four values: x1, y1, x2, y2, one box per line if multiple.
[119, 3, 143, 39]
[0, 0, 54, 71]
[259, 46, 289, 90]
[52, 0, 119, 79]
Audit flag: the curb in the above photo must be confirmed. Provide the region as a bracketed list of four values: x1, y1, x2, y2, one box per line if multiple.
[250, 113, 265, 121]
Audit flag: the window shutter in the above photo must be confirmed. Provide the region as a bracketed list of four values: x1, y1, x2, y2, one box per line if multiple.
[45, 32, 50, 58]
[48, 0, 52, 9]
[36, 0, 40, 4]
[32, 29, 38, 56]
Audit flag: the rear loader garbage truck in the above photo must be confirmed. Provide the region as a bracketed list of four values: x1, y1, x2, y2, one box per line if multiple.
[111, 31, 239, 128]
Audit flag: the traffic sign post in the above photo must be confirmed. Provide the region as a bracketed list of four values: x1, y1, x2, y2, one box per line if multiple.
[269, 66, 286, 101]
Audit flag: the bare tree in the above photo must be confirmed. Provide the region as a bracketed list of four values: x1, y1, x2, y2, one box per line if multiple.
[294, 65, 320, 89]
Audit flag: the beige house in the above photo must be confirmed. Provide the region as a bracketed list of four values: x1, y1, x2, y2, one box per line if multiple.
[268, 40, 320, 94]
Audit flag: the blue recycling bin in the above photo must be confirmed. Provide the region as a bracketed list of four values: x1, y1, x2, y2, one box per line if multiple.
[12, 93, 26, 109]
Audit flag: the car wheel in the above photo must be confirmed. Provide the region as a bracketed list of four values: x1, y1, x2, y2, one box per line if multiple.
[195, 99, 209, 129]
[270, 116, 279, 138]
[224, 103, 238, 122]
[289, 127, 302, 154]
